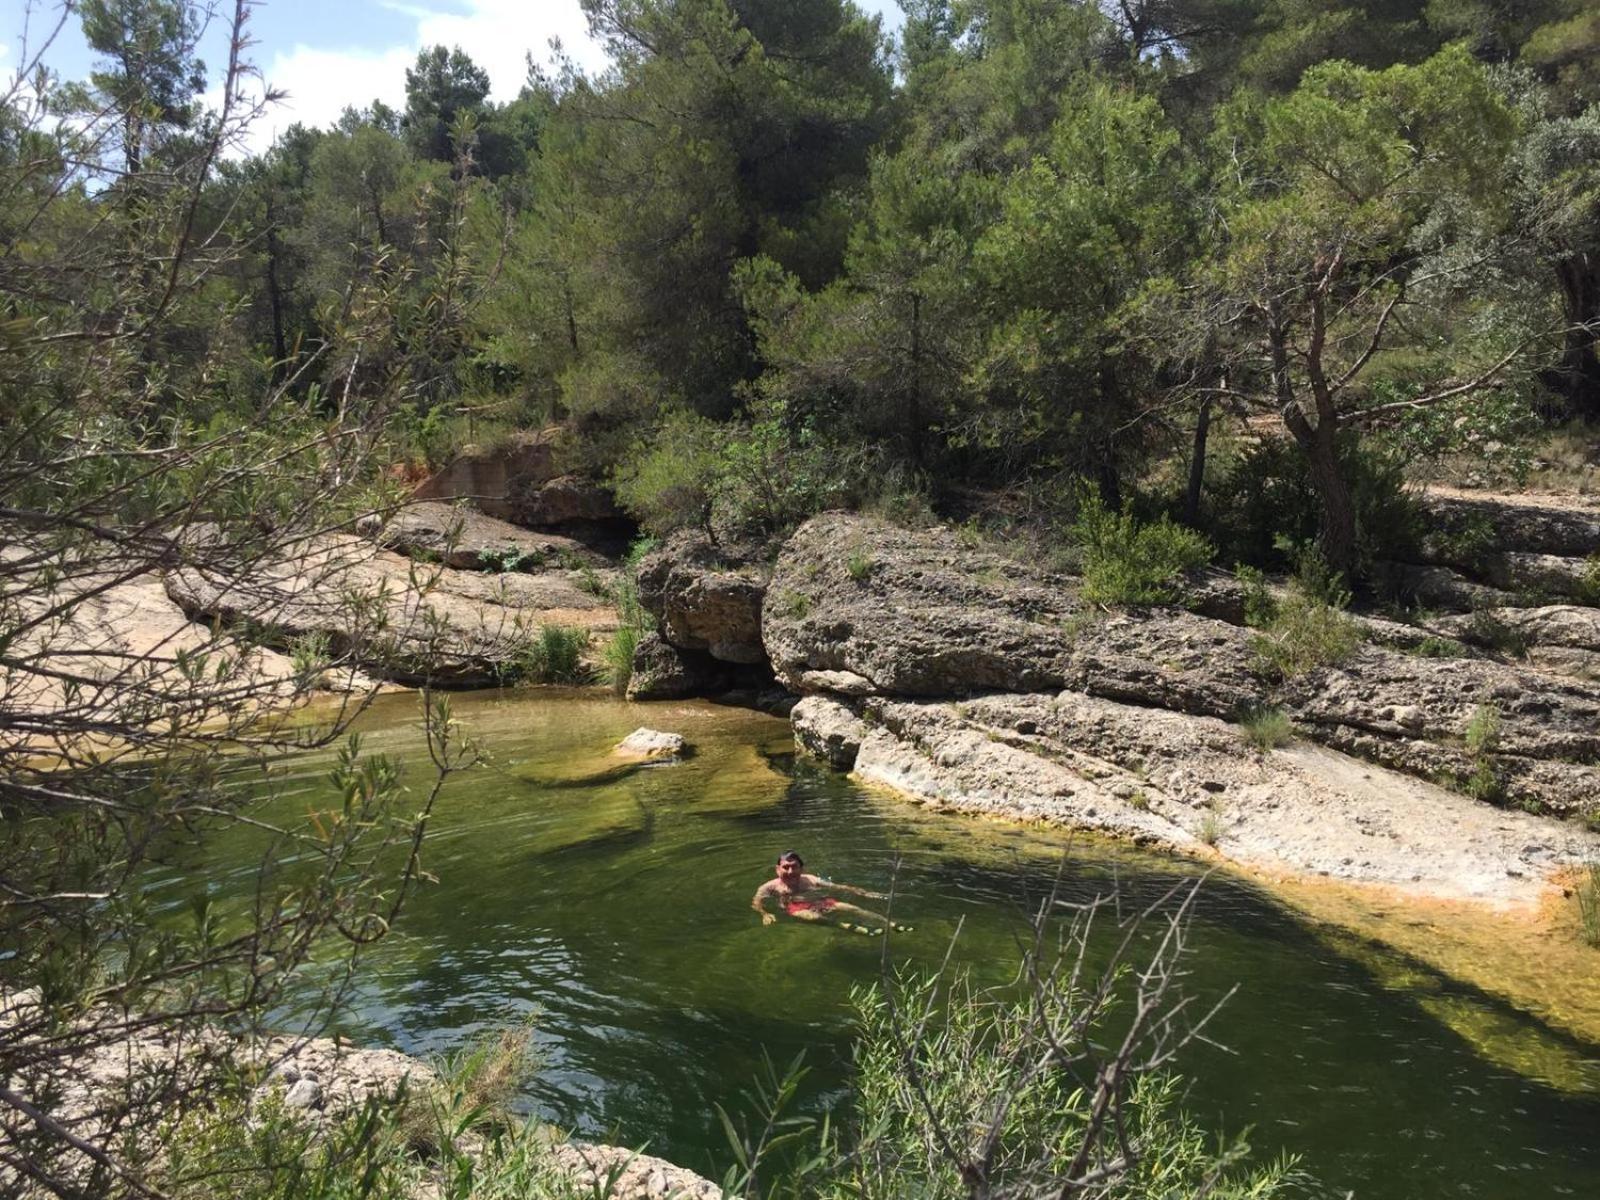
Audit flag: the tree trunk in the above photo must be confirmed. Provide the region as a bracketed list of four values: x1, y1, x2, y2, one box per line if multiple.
[1306, 428, 1357, 580]
[1183, 394, 1212, 528]
[1550, 254, 1600, 420]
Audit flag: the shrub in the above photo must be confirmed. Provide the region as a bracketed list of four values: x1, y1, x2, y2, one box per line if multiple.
[1239, 707, 1294, 751]
[1207, 434, 1421, 581]
[1250, 584, 1364, 678]
[1464, 607, 1529, 657]
[1464, 703, 1501, 756]
[1198, 811, 1224, 846]
[508, 624, 591, 684]
[847, 548, 874, 582]
[1070, 485, 1213, 606]
[603, 625, 639, 695]
[1235, 563, 1278, 627]
[610, 409, 721, 537]
[803, 884, 1303, 1200]
[1411, 635, 1467, 658]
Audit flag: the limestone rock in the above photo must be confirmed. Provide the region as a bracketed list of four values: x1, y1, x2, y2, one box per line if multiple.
[626, 632, 716, 700]
[1420, 492, 1600, 559]
[363, 501, 605, 570]
[763, 514, 1264, 714]
[762, 513, 1079, 696]
[282, 1076, 323, 1110]
[637, 532, 769, 665]
[791, 695, 868, 770]
[615, 728, 686, 759]
[166, 533, 616, 688]
[1282, 645, 1600, 815]
[514, 474, 625, 529]
[414, 429, 558, 522]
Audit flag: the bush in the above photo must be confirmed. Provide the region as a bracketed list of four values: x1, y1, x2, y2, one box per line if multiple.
[610, 409, 722, 537]
[508, 624, 591, 684]
[1207, 435, 1421, 582]
[1250, 583, 1365, 678]
[780, 882, 1303, 1200]
[1071, 485, 1213, 606]
[603, 625, 639, 694]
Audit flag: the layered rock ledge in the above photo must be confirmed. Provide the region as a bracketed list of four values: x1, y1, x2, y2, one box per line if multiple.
[758, 512, 1600, 910]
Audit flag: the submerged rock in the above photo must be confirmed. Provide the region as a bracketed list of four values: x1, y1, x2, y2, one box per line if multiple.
[615, 728, 687, 759]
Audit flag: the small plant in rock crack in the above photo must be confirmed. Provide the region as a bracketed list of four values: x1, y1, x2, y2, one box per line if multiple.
[1198, 811, 1224, 846]
[1577, 864, 1600, 948]
[1239, 706, 1294, 751]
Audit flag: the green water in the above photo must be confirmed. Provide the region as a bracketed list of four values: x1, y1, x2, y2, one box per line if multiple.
[146, 692, 1600, 1198]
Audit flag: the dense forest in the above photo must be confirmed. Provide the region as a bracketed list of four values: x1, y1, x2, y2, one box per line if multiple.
[4, 1, 1600, 1196]
[8, 0, 1599, 579]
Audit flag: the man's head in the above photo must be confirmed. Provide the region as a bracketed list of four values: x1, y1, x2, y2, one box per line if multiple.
[775, 850, 803, 881]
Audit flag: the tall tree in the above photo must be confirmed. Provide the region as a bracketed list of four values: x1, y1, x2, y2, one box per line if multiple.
[1161, 47, 1526, 576]
[403, 44, 491, 165]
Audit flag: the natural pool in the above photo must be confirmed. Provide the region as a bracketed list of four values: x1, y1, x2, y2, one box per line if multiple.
[147, 691, 1600, 1198]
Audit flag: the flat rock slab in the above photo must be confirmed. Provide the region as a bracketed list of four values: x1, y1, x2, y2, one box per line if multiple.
[167, 533, 617, 688]
[796, 691, 1600, 907]
[366, 501, 608, 570]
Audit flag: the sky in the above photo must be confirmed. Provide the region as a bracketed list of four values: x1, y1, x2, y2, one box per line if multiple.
[1, 0, 906, 154]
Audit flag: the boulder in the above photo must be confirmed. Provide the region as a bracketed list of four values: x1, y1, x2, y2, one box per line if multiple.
[638, 532, 770, 665]
[1282, 645, 1600, 815]
[513, 474, 625, 529]
[413, 429, 558, 522]
[791, 695, 869, 771]
[762, 513, 1078, 695]
[625, 632, 720, 701]
[1419, 492, 1600, 559]
[363, 501, 605, 570]
[614, 728, 686, 759]
[763, 514, 1264, 714]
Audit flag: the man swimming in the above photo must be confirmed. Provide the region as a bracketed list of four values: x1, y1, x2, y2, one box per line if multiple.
[750, 850, 910, 936]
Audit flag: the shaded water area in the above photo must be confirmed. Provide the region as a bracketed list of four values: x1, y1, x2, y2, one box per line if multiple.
[148, 692, 1600, 1198]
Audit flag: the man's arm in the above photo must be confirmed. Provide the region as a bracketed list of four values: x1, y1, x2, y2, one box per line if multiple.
[821, 878, 887, 901]
[751, 881, 778, 924]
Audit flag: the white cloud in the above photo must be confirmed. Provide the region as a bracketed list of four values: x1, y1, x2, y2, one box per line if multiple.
[230, 0, 609, 154]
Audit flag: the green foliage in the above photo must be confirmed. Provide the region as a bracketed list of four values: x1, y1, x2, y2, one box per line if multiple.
[1464, 703, 1502, 757]
[846, 548, 875, 582]
[1071, 486, 1213, 606]
[603, 626, 640, 696]
[1198, 811, 1225, 846]
[1411, 636, 1468, 659]
[478, 546, 542, 573]
[1250, 583, 1365, 678]
[1239, 707, 1295, 751]
[1464, 607, 1531, 657]
[1234, 564, 1279, 628]
[1579, 553, 1600, 604]
[1577, 864, 1600, 949]
[1207, 437, 1423, 580]
[832, 962, 1297, 1198]
[506, 625, 591, 685]
[610, 410, 722, 537]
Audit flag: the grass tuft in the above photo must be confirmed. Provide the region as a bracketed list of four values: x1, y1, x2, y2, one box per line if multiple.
[1239, 707, 1294, 752]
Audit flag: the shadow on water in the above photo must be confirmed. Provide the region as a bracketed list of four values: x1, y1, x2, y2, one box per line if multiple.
[158, 691, 1600, 1199]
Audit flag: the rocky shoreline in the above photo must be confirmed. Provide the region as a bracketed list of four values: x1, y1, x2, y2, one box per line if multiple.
[0, 988, 722, 1200]
[635, 498, 1600, 913]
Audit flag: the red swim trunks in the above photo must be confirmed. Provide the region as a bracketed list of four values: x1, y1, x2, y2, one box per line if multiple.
[785, 897, 839, 916]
